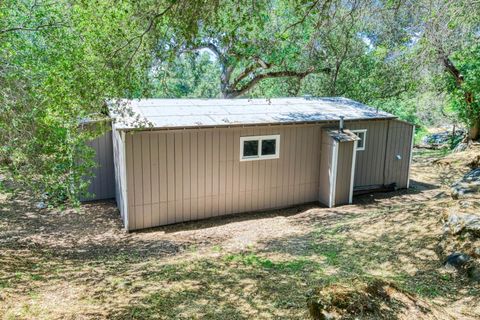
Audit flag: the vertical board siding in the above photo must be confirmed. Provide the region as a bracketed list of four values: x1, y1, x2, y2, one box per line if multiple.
[318, 130, 335, 207]
[124, 124, 322, 230]
[204, 131, 213, 217]
[112, 128, 127, 227]
[347, 120, 389, 187]
[150, 134, 160, 226]
[158, 134, 168, 226]
[125, 133, 135, 229]
[182, 133, 191, 222]
[335, 141, 354, 205]
[120, 120, 412, 230]
[384, 120, 414, 188]
[197, 131, 206, 220]
[83, 130, 116, 201]
[347, 119, 413, 189]
[190, 131, 198, 220]
[132, 133, 144, 229]
[166, 133, 176, 224]
[141, 135, 152, 228]
[174, 132, 183, 222]
[212, 130, 220, 216]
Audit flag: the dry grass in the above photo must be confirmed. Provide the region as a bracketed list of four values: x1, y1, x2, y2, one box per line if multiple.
[1, 147, 480, 319]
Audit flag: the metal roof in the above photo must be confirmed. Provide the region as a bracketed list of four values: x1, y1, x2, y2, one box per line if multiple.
[109, 97, 396, 130]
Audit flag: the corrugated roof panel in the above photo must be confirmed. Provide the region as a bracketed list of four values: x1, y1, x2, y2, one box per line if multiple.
[108, 97, 395, 130]
[147, 115, 218, 127]
[208, 113, 279, 125]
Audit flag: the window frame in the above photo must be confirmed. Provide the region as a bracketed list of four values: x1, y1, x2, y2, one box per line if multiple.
[240, 134, 280, 161]
[351, 129, 367, 151]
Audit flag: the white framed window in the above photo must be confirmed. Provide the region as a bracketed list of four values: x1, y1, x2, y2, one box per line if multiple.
[240, 134, 280, 161]
[352, 129, 367, 151]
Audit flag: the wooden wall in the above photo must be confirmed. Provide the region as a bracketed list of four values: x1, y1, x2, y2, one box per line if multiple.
[123, 124, 322, 230]
[384, 120, 414, 188]
[335, 140, 354, 205]
[105, 118, 414, 230]
[347, 120, 389, 188]
[112, 127, 128, 227]
[347, 119, 413, 189]
[82, 130, 115, 201]
[318, 130, 336, 207]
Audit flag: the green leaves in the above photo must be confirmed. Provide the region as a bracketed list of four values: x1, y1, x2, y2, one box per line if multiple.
[446, 45, 480, 133]
[0, 0, 151, 204]
[1, 0, 478, 206]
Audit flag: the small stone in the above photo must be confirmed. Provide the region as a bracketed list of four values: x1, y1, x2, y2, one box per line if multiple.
[444, 252, 471, 270]
[468, 267, 480, 282]
[454, 142, 468, 153]
[451, 168, 480, 199]
[474, 247, 480, 258]
[35, 201, 47, 209]
[444, 213, 480, 237]
[444, 252, 480, 282]
[118, 281, 131, 289]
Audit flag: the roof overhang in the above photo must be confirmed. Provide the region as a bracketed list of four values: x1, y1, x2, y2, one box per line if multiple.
[107, 97, 397, 131]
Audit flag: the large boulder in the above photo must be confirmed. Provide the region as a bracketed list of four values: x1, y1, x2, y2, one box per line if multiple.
[445, 252, 473, 269]
[444, 213, 480, 237]
[451, 168, 480, 199]
[444, 252, 480, 282]
[438, 212, 480, 282]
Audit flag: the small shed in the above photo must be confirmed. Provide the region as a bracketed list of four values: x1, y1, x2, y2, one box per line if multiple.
[86, 97, 414, 231]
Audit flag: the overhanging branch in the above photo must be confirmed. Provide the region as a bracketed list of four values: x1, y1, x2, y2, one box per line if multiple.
[230, 56, 275, 90]
[442, 55, 463, 86]
[226, 67, 329, 98]
[0, 22, 65, 35]
[110, 2, 176, 68]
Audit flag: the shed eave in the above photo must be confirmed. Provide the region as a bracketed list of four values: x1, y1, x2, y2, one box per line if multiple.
[112, 116, 397, 132]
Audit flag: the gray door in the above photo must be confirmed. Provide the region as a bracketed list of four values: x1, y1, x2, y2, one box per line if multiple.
[384, 121, 414, 188]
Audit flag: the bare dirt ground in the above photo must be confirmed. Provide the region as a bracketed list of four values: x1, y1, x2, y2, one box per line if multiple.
[1, 147, 479, 319]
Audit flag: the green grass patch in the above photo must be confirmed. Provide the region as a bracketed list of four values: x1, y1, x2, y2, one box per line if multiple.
[0, 279, 9, 289]
[30, 274, 44, 281]
[224, 253, 314, 272]
[413, 147, 450, 159]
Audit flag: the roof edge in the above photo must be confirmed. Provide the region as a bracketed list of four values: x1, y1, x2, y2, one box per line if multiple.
[114, 116, 397, 132]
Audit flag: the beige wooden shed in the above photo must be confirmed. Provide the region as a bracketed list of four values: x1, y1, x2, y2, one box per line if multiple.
[86, 97, 414, 231]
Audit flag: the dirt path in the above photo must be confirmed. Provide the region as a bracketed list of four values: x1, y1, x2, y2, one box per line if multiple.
[1, 148, 479, 319]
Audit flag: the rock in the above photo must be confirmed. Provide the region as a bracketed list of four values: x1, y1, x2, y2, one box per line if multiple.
[118, 281, 132, 289]
[444, 252, 480, 282]
[451, 168, 480, 199]
[468, 266, 480, 282]
[444, 213, 480, 237]
[444, 214, 462, 234]
[474, 247, 480, 258]
[423, 131, 451, 145]
[35, 201, 47, 209]
[444, 252, 472, 269]
[453, 142, 469, 153]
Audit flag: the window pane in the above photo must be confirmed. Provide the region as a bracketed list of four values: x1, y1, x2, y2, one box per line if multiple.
[243, 140, 258, 157]
[356, 132, 364, 148]
[261, 139, 276, 155]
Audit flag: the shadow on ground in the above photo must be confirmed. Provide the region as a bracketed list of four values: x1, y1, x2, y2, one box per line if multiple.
[2, 148, 480, 319]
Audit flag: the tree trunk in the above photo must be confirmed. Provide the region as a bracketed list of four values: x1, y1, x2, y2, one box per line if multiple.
[442, 55, 479, 141]
[469, 118, 480, 140]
